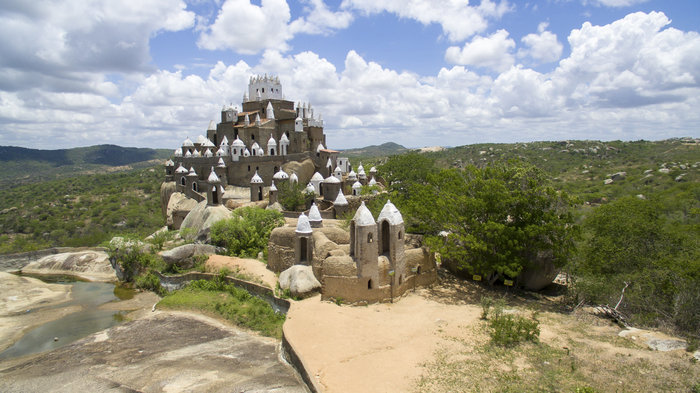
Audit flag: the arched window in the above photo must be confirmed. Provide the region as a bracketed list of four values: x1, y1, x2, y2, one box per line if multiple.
[180, 177, 186, 186]
[192, 182, 198, 192]
[398, 230, 403, 240]
[248, 165, 251, 172]
[367, 232, 373, 243]
[367, 279, 373, 290]
[271, 148, 275, 155]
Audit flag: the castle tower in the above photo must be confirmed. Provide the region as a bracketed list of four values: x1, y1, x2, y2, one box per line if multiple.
[207, 167, 222, 206]
[250, 171, 264, 202]
[350, 202, 379, 289]
[221, 105, 237, 123]
[175, 164, 188, 192]
[308, 203, 323, 228]
[266, 101, 275, 120]
[333, 165, 342, 182]
[295, 213, 313, 264]
[280, 133, 289, 155]
[267, 136, 277, 156]
[186, 166, 199, 195]
[377, 200, 405, 287]
[248, 74, 283, 101]
[333, 189, 349, 218]
[164, 159, 174, 182]
[321, 175, 341, 202]
[231, 137, 244, 161]
[310, 172, 324, 195]
[215, 157, 228, 184]
[295, 116, 303, 132]
[273, 168, 290, 187]
[352, 180, 362, 196]
[269, 181, 278, 205]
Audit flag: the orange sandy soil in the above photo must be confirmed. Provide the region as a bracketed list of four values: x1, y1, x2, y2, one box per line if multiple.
[205, 255, 278, 289]
[284, 288, 482, 393]
[284, 274, 700, 393]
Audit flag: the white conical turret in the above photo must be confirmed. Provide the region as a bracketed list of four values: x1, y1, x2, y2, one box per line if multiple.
[333, 189, 348, 206]
[207, 120, 216, 131]
[266, 101, 275, 119]
[208, 167, 220, 183]
[377, 199, 403, 225]
[255, 113, 261, 126]
[353, 201, 375, 226]
[295, 213, 312, 234]
[250, 171, 263, 184]
[220, 135, 229, 146]
[217, 157, 226, 167]
[245, 113, 250, 126]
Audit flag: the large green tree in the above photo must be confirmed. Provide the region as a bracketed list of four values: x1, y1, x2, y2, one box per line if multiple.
[386, 158, 577, 284]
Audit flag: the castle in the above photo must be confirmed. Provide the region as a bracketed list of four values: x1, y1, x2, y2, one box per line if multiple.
[164, 74, 352, 209]
[162, 75, 437, 303]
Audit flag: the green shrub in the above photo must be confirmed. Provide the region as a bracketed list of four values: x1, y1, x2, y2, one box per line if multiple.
[276, 180, 315, 211]
[488, 313, 540, 347]
[210, 207, 284, 258]
[135, 271, 164, 295]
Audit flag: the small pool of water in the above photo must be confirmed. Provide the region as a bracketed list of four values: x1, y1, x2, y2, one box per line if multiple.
[0, 275, 135, 360]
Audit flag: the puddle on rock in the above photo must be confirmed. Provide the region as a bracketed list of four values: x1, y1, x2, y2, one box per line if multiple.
[0, 275, 135, 360]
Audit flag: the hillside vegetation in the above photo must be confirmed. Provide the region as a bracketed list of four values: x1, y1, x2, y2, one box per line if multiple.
[0, 166, 164, 254]
[0, 144, 171, 186]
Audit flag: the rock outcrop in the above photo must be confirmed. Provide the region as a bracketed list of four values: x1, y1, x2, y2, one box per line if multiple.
[282, 158, 315, 186]
[160, 181, 176, 219]
[21, 250, 117, 282]
[160, 244, 221, 270]
[279, 265, 321, 298]
[180, 200, 232, 238]
[166, 192, 198, 229]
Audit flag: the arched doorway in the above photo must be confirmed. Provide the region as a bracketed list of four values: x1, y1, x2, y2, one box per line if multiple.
[381, 221, 390, 256]
[212, 190, 219, 205]
[299, 237, 308, 263]
[258, 186, 263, 201]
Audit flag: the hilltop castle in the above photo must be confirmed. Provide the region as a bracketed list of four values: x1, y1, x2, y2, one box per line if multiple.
[163, 74, 359, 209]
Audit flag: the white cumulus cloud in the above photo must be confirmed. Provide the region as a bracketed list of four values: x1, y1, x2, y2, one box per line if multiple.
[518, 22, 563, 65]
[445, 29, 515, 72]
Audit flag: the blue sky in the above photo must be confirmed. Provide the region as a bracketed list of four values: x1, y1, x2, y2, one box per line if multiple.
[1, 0, 699, 150]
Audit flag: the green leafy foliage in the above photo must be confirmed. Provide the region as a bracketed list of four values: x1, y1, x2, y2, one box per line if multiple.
[210, 207, 284, 259]
[276, 180, 315, 211]
[389, 158, 578, 282]
[0, 166, 164, 254]
[158, 277, 285, 338]
[572, 185, 700, 337]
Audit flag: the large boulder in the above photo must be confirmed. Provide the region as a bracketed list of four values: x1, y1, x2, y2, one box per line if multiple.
[322, 255, 356, 277]
[282, 158, 315, 186]
[318, 226, 350, 244]
[160, 181, 176, 219]
[166, 192, 198, 229]
[21, 250, 116, 282]
[518, 250, 559, 291]
[279, 265, 321, 298]
[180, 200, 232, 238]
[160, 244, 221, 270]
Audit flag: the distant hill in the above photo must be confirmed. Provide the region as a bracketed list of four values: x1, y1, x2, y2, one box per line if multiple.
[0, 144, 172, 186]
[340, 142, 408, 159]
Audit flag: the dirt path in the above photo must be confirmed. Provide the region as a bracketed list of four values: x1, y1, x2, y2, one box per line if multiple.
[206, 255, 278, 288]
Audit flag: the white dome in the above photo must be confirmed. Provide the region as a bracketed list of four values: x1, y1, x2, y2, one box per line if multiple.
[311, 172, 324, 181]
[232, 137, 245, 147]
[308, 203, 322, 222]
[280, 133, 289, 143]
[352, 181, 362, 189]
[207, 120, 216, 131]
[250, 171, 263, 183]
[368, 177, 377, 186]
[273, 169, 289, 180]
[217, 157, 226, 168]
[295, 213, 313, 234]
[216, 147, 226, 157]
[188, 167, 197, 176]
[203, 138, 215, 148]
[251, 142, 260, 150]
[347, 170, 357, 180]
[267, 136, 277, 146]
[269, 181, 277, 192]
[204, 148, 213, 157]
[184, 150, 192, 157]
[173, 148, 182, 157]
[208, 167, 220, 183]
[377, 199, 403, 225]
[370, 166, 377, 173]
[175, 164, 188, 174]
[357, 162, 364, 172]
[243, 148, 251, 157]
[183, 137, 194, 147]
[323, 175, 340, 184]
[334, 165, 342, 173]
[333, 190, 348, 206]
[257, 148, 264, 156]
[196, 135, 207, 144]
[353, 201, 375, 226]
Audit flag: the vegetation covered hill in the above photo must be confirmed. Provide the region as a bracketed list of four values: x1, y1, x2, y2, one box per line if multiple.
[340, 142, 408, 160]
[0, 166, 164, 254]
[0, 144, 172, 186]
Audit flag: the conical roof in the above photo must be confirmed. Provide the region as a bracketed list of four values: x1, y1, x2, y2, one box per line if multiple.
[308, 203, 322, 223]
[165, 159, 174, 166]
[217, 157, 226, 167]
[183, 137, 194, 147]
[207, 120, 216, 131]
[267, 136, 276, 146]
[295, 213, 313, 234]
[174, 148, 183, 157]
[368, 177, 377, 186]
[352, 180, 362, 189]
[280, 133, 289, 143]
[175, 164, 188, 173]
[377, 199, 403, 225]
[220, 135, 229, 146]
[323, 175, 340, 184]
[250, 171, 263, 183]
[187, 166, 197, 176]
[334, 189, 348, 206]
[208, 167, 220, 183]
[311, 172, 324, 181]
[232, 137, 245, 147]
[269, 181, 277, 192]
[352, 201, 374, 226]
[273, 169, 289, 180]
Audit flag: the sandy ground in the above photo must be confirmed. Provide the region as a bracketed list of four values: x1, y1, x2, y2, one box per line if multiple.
[284, 289, 482, 393]
[206, 255, 278, 288]
[0, 311, 308, 393]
